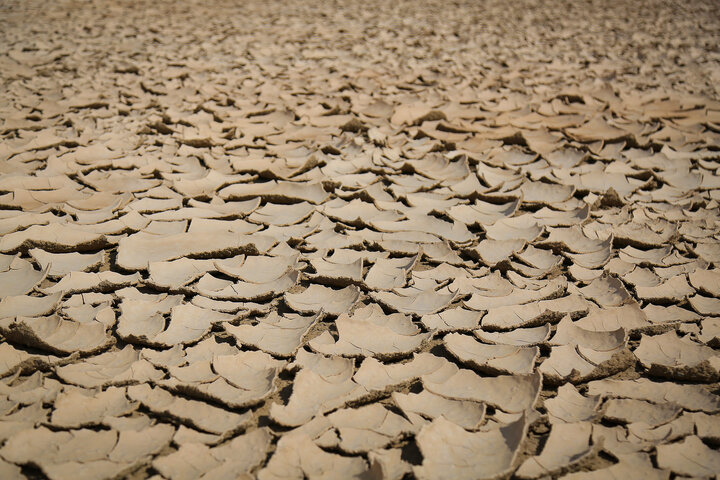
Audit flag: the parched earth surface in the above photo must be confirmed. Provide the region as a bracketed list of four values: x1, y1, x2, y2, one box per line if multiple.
[1, 0, 720, 478]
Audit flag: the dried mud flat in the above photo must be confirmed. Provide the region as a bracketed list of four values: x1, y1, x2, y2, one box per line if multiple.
[1, 0, 720, 478]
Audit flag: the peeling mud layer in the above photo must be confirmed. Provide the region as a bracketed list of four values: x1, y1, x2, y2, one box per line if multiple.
[1, 0, 720, 478]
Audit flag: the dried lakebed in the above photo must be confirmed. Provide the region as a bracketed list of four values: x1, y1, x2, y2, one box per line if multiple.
[1, 0, 720, 478]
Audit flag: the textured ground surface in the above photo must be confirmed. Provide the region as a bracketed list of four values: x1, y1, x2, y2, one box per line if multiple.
[1, 0, 720, 478]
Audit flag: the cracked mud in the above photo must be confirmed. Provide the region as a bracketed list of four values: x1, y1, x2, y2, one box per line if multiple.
[1, 0, 720, 478]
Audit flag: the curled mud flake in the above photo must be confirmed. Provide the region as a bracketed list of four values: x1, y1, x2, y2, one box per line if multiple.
[413, 415, 528, 480]
[656, 435, 720, 478]
[422, 364, 542, 413]
[475, 324, 551, 346]
[689, 268, 720, 297]
[116, 231, 275, 270]
[372, 214, 473, 245]
[147, 257, 223, 290]
[699, 318, 720, 346]
[151, 199, 261, 224]
[248, 201, 316, 226]
[634, 330, 720, 382]
[219, 180, 330, 205]
[363, 255, 417, 291]
[0, 343, 64, 379]
[225, 311, 321, 357]
[688, 294, 720, 316]
[577, 275, 632, 307]
[635, 274, 695, 303]
[309, 303, 431, 359]
[444, 333, 539, 375]
[195, 269, 299, 301]
[0, 424, 174, 480]
[353, 352, 451, 392]
[516, 421, 596, 479]
[574, 303, 652, 333]
[422, 307, 483, 332]
[171, 170, 258, 198]
[541, 226, 613, 254]
[0, 371, 61, 410]
[0, 260, 48, 297]
[0, 224, 109, 253]
[545, 384, 601, 424]
[468, 238, 526, 267]
[323, 403, 418, 453]
[119, 302, 233, 348]
[153, 429, 271, 480]
[161, 349, 285, 409]
[603, 398, 681, 426]
[371, 289, 456, 316]
[29, 248, 104, 278]
[284, 284, 360, 316]
[367, 449, 412, 480]
[617, 246, 671, 266]
[549, 316, 627, 351]
[464, 276, 566, 310]
[269, 357, 367, 427]
[307, 256, 363, 286]
[484, 215, 544, 243]
[539, 343, 633, 385]
[50, 387, 138, 429]
[127, 383, 251, 436]
[481, 294, 591, 330]
[0, 314, 113, 355]
[258, 434, 368, 480]
[587, 378, 720, 412]
[0, 293, 61, 319]
[561, 452, 669, 480]
[393, 389, 486, 430]
[447, 197, 519, 227]
[42, 271, 141, 295]
[55, 345, 163, 388]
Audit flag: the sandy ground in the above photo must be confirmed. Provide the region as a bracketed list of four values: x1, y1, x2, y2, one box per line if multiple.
[1, 0, 720, 478]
